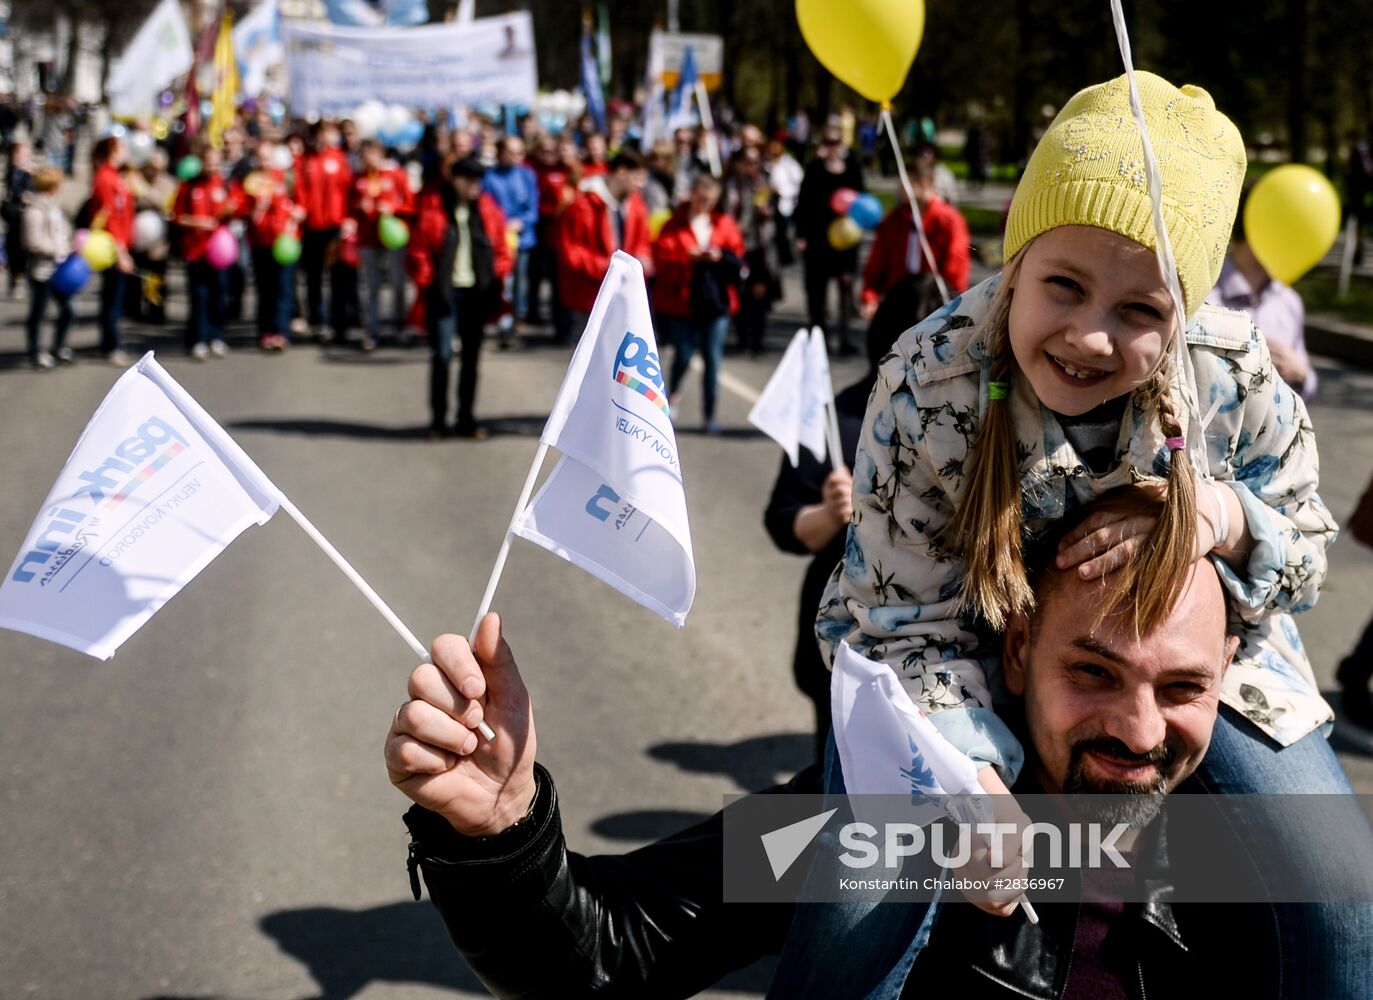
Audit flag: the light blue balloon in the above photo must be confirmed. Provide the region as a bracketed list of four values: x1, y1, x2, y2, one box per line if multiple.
[848, 193, 884, 231]
[398, 119, 425, 148]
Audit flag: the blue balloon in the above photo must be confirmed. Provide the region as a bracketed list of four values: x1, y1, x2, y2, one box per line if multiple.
[50, 254, 92, 297]
[398, 119, 425, 148]
[848, 193, 884, 231]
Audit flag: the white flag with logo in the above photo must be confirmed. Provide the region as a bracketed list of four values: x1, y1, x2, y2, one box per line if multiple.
[832, 641, 988, 825]
[511, 251, 695, 626]
[0, 353, 280, 659]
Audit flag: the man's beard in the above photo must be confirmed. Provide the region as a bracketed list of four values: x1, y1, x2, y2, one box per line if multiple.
[1062, 736, 1175, 828]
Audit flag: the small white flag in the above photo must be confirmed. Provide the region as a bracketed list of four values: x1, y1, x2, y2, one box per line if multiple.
[831, 641, 986, 819]
[511, 251, 695, 626]
[0, 353, 280, 660]
[747, 328, 829, 467]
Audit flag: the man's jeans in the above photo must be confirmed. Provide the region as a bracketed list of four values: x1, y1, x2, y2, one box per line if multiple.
[185, 259, 226, 348]
[98, 268, 125, 355]
[497, 247, 531, 342]
[769, 709, 1373, 998]
[1184, 705, 1373, 1000]
[666, 315, 730, 423]
[359, 245, 406, 337]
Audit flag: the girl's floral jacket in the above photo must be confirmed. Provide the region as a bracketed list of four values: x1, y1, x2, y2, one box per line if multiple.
[816, 275, 1337, 780]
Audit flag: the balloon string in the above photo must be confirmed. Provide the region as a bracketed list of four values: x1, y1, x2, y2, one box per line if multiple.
[1108, 0, 1208, 477]
[880, 107, 949, 304]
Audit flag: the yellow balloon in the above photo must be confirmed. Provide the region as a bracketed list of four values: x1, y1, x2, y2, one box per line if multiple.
[1244, 164, 1340, 285]
[649, 207, 672, 240]
[828, 215, 863, 250]
[796, 0, 925, 104]
[81, 230, 119, 272]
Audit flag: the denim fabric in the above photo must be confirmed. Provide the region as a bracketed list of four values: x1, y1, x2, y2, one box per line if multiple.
[497, 247, 531, 335]
[25, 275, 72, 357]
[185, 260, 226, 348]
[767, 730, 943, 999]
[98, 268, 124, 354]
[1186, 706, 1373, 999]
[360, 245, 406, 336]
[302, 226, 344, 327]
[251, 248, 297, 338]
[429, 287, 487, 431]
[666, 315, 731, 422]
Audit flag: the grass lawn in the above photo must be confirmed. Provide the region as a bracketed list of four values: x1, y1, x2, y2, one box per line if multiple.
[1295, 269, 1373, 327]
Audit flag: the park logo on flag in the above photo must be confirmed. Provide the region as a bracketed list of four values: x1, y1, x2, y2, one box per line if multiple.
[0, 354, 280, 660]
[511, 251, 695, 626]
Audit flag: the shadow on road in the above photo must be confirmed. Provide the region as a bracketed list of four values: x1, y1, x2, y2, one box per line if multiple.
[251, 900, 488, 999]
[1323, 689, 1373, 757]
[226, 414, 551, 440]
[1312, 361, 1373, 412]
[590, 807, 715, 841]
[648, 732, 814, 792]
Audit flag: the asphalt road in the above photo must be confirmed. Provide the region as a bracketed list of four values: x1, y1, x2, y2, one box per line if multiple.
[2, 273, 1371, 999]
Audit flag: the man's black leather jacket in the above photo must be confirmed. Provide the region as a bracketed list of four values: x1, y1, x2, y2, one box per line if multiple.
[403, 764, 1276, 999]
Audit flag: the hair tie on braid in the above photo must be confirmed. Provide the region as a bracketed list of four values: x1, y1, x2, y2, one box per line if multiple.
[1164, 435, 1185, 451]
[988, 381, 1009, 401]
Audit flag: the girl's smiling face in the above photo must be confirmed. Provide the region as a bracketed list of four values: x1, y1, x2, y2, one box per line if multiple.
[1008, 226, 1177, 416]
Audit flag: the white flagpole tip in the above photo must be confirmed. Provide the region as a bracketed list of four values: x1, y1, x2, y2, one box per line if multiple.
[1019, 897, 1039, 924]
[477, 720, 496, 741]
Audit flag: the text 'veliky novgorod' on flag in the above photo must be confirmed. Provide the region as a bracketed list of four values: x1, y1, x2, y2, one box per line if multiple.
[747, 328, 829, 468]
[0, 353, 280, 660]
[510, 251, 695, 626]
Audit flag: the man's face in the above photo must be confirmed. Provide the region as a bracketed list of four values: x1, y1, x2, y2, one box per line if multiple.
[499, 138, 524, 167]
[1003, 558, 1237, 821]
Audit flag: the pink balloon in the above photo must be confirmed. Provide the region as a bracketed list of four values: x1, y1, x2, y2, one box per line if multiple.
[829, 187, 859, 215]
[205, 226, 239, 270]
[72, 228, 90, 252]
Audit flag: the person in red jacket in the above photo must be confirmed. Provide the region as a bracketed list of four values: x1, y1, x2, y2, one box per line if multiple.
[408, 156, 511, 439]
[528, 134, 578, 338]
[296, 120, 354, 341]
[557, 149, 651, 344]
[88, 135, 136, 364]
[343, 138, 413, 351]
[239, 137, 305, 351]
[173, 142, 234, 359]
[859, 159, 971, 319]
[654, 174, 745, 433]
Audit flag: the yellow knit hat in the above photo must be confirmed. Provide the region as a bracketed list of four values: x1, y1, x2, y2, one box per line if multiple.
[1003, 71, 1247, 318]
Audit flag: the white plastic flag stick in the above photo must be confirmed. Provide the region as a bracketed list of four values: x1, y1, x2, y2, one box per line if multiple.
[808, 327, 847, 474]
[468, 441, 551, 641]
[695, 80, 723, 178]
[879, 106, 949, 304]
[278, 494, 496, 742]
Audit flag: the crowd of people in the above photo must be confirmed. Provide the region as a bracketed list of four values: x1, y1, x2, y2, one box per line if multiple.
[0, 101, 974, 440]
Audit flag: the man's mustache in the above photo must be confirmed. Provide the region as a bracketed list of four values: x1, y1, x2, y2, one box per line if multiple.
[1069, 736, 1175, 772]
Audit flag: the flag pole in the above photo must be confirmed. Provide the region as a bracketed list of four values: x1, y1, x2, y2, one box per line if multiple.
[468, 441, 551, 640]
[879, 106, 948, 304]
[277, 493, 496, 741]
[812, 327, 848, 475]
